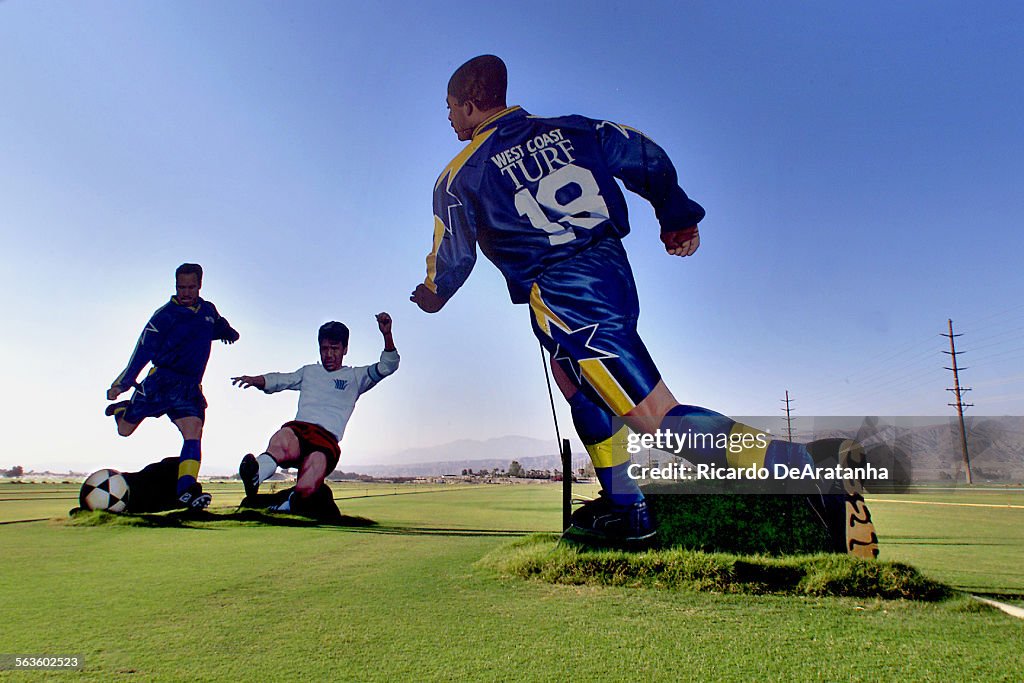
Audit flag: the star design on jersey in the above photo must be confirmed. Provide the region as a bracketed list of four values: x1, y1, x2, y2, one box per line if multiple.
[444, 192, 462, 237]
[548, 321, 618, 385]
[597, 120, 632, 139]
[139, 321, 159, 345]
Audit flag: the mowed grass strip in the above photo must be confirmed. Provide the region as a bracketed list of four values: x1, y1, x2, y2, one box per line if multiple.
[479, 534, 950, 599]
[866, 491, 1024, 597]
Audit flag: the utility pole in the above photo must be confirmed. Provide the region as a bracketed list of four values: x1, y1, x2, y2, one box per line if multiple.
[781, 390, 795, 442]
[942, 319, 973, 484]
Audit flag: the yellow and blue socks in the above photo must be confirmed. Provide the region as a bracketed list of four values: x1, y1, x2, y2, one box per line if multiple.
[176, 439, 201, 497]
[659, 404, 814, 473]
[569, 391, 643, 507]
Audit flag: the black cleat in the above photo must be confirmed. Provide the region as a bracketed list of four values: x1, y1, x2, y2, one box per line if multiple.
[806, 438, 879, 559]
[266, 492, 293, 514]
[104, 400, 130, 418]
[565, 491, 656, 546]
[239, 453, 260, 498]
[178, 484, 212, 511]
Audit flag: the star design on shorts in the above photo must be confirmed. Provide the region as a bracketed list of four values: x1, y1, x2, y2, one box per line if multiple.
[549, 321, 618, 384]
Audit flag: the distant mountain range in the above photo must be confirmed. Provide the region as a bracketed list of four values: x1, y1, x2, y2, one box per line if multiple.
[811, 415, 1024, 482]
[344, 435, 588, 477]
[342, 417, 1024, 482]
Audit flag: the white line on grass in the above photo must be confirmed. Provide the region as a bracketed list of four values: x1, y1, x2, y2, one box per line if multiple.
[971, 596, 1024, 619]
[865, 499, 1024, 510]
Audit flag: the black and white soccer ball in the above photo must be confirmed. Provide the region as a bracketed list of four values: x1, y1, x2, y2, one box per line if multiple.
[79, 469, 130, 512]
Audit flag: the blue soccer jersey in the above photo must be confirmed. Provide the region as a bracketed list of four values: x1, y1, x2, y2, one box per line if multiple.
[424, 106, 705, 304]
[114, 296, 238, 388]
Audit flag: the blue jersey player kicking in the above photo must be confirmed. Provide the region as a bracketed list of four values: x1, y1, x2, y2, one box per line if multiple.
[412, 55, 877, 557]
[106, 263, 239, 511]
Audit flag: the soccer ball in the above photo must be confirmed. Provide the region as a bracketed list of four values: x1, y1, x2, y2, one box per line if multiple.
[80, 469, 130, 512]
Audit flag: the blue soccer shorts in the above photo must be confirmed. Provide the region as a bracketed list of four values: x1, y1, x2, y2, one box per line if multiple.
[528, 237, 662, 416]
[123, 369, 207, 423]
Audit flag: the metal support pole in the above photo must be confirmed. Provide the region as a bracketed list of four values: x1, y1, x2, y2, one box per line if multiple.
[561, 438, 572, 531]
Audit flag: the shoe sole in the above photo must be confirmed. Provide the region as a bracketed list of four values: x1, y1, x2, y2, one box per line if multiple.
[239, 454, 259, 499]
[104, 401, 129, 417]
[838, 440, 879, 559]
[844, 491, 879, 558]
[564, 523, 657, 547]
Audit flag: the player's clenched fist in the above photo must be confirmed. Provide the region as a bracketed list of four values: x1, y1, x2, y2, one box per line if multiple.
[660, 226, 700, 257]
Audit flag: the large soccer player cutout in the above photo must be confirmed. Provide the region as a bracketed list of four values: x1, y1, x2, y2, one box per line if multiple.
[412, 55, 878, 557]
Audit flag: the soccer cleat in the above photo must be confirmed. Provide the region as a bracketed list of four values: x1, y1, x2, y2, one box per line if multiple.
[177, 484, 212, 511]
[267, 491, 294, 513]
[806, 438, 880, 559]
[842, 491, 879, 559]
[566, 491, 656, 545]
[104, 400, 130, 418]
[239, 453, 260, 498]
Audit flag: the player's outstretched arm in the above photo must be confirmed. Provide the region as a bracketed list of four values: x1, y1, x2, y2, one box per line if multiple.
[410, 284, 448, 313]
[231, 375, 266, 390]
[376, 312, 397, 351]
[215, 317, 240, 344]
[660, 226, 700, 257]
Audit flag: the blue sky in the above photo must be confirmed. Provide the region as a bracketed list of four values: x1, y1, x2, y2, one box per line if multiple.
[2, 1, 1022, 474]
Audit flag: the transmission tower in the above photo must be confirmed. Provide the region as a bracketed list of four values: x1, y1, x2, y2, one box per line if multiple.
[781, 390, 795, 442]
[942, 319, 973, 484]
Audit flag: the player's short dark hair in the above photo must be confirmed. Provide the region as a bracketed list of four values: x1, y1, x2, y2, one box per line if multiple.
[448, 55, 507, 110]
[318, 321, 349, 347]
[175, 263, 203, 284]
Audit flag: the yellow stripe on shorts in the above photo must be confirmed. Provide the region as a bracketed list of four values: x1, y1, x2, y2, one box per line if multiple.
[530, 284, 636, 415]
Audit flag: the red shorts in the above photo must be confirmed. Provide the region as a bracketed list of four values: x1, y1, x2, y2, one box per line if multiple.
[282, 421, 341, 473]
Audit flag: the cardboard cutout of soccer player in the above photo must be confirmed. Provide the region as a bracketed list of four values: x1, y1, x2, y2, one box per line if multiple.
[104, 263, 239, 511]
[411, 55, 877, 556]
[231, 313, 399, 518]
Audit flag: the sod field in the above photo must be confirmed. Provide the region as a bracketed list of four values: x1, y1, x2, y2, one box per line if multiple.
[1, 480, 1022, 681]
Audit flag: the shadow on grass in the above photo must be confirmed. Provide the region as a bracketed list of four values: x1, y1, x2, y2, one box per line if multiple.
[63, 508, 376, 529]
[477, 534, 953, 601]
[344, 525, 540, 538]
[62, 509, 530, 538]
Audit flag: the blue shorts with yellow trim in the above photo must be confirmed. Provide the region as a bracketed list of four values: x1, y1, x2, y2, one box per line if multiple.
[123, 369, 207, 424]
[529, 238, 661, 416]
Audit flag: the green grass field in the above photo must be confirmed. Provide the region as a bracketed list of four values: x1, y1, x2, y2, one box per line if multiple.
[1, 481, 1023, 681]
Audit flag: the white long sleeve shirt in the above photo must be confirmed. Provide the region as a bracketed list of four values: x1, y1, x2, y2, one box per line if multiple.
[261, 349, 399, 441]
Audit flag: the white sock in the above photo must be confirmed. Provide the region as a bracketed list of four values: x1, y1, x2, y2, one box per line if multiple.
[256, 453, 278, 484]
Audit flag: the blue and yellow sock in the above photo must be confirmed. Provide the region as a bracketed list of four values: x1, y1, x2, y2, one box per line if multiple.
[176, 439, 201, 497]
[659, 404, 813, 472]
[569, 391, 642, 507]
